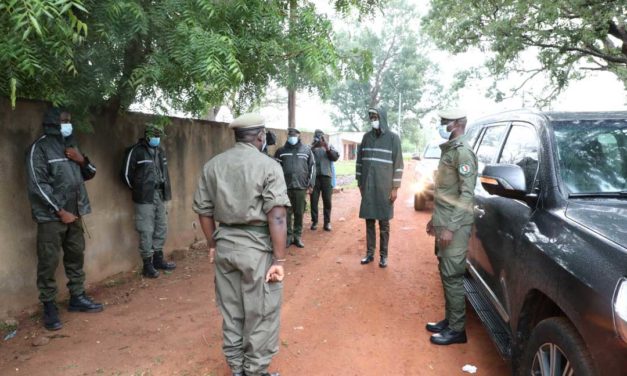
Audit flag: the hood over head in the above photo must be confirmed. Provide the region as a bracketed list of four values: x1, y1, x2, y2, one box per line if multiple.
[43, 107, 67, 126]
[369, 107, 389, 132]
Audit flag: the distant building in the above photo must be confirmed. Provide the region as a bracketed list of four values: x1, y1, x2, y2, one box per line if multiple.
[328, 132, 366, 161]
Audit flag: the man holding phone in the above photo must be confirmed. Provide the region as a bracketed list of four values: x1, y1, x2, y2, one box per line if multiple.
[310, 129, 339, 231]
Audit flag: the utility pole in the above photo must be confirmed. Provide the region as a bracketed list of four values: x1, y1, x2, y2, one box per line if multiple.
[287, 0, 297, 129]
[397, 92, 402, 135]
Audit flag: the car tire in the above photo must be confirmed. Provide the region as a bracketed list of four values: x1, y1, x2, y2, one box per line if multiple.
[414, 193, 426, 211]
[518, 317, 596, 376]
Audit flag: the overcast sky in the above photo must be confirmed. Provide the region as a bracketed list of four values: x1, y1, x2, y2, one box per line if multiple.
[214, 0, 626, 136]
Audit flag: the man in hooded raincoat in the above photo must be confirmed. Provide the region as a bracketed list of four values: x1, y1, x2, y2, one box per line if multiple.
[356, 107, 403, 268]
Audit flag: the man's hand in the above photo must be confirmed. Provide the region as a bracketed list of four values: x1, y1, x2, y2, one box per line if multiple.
[438, 229, 454, 249]
[307, 187, 313, 195]
[389, 188, 398, 203]
[57, 209, 78, 224]
[65, 148, 85, 166]
[266, 264, 284, 283]
[209, 247, 216, 264]
[426, 219, 435, 237]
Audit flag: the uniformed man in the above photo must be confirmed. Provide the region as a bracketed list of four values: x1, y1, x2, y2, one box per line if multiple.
[310, 129, 339, 231]
[425, 108, 477, 345]
[26, 107, 103, 331]
[121, 123, 176, 278]
[274, 128, 315, 248]
[193, 113, 290, 376]
[357, 107, 404, 268]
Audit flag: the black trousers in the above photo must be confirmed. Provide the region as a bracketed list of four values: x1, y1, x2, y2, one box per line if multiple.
[366, 219, 390, 258]
[310, 175, 333, 225]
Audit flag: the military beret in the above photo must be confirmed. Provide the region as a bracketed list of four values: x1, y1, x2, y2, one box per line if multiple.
[287, 128, 301, 135]
[145, 123, 164, 135]
[229, 113, 265, 129]
[438, 108, 467, 120]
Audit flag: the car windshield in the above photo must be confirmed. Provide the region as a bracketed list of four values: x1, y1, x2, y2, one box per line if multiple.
[553, 119, 627, 195]
[423, 143, 441, 159]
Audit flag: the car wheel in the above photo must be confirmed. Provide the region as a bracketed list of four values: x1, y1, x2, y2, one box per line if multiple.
[414, 193, 426, 211]
[519, 317, 596, 376]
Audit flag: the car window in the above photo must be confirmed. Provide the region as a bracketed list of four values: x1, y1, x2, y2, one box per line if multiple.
[465, 125, 482, 149]
[498, 124, 540, 193]
[423, 143, 442, 159]
[476, 125, 507, 169]
[553, 119, 627, 194]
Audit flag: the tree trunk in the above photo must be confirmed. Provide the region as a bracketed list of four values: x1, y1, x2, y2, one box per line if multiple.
[288, 0, 297, 129]
[288, 89, 296, 128]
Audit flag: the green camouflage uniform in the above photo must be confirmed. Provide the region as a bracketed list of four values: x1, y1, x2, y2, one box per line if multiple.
[432, 134, 477, 332]
[193, 142, 291, 376]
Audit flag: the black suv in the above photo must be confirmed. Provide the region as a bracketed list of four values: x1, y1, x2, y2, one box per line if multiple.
[463, 110, 627, 375]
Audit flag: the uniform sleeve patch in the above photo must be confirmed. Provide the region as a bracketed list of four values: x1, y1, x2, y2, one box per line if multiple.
[459, 164, 472, 176]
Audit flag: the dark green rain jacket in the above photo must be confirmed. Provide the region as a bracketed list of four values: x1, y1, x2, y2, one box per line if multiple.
[26, 125, 96, 223]
[356, 107, 404, 220]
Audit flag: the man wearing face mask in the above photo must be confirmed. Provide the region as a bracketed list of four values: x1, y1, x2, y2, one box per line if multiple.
[356, 107, 404, 268]
[26, 107, 102, 331]
[310, 129, 339, 231]
[193, 113, 289, 376]
[274, 128, 315, 248]
[121, 123, 176, 278]
[425, 108, 477, 346]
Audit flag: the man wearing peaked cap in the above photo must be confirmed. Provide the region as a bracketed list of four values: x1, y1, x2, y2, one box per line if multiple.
[193, 113, 290, 376]
[425, 107, 477, 346]
[274, 128, 315, 248]
[310, 129, 339, 232]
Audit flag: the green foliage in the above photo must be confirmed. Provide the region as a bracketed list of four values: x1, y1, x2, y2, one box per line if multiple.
[423, 0, 627, 104]
[0, 0, 88, 108]
[1, 0, 387, 124]
[329, 0, 443, 146]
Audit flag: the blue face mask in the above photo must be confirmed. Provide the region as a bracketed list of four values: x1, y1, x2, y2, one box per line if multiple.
[148, 137, 160, 147]
[60, 123, 73, 137]
[287, 136, 298, 145]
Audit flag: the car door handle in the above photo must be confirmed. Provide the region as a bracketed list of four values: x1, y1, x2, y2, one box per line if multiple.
[474, 205, 485, 218]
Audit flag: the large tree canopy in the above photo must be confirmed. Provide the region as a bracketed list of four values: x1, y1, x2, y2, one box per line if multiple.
[329, 0, 442, 148]
[1, 0, 386, 121]
[423, 0, 627, 103]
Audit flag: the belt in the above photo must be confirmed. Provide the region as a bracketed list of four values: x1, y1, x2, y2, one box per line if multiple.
[219, 223, 270, 235]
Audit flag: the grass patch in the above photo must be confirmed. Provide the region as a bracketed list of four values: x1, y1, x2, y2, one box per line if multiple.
[334, 160, 356, 176]
[0, 322, 17, 334]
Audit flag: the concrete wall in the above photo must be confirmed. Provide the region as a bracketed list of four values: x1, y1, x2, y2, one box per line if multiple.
[0, 98, 301, 318]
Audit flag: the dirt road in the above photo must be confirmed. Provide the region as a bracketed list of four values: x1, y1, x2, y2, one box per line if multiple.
[0, 167, 510, 375]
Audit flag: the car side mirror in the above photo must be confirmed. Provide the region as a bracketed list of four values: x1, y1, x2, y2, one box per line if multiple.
[480, 164, 527, 200]
[412, 154, 422, 161]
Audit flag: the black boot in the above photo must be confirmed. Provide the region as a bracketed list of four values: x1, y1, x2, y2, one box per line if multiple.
[360, 255, 374, 264]
[426, 319, 449, 333]
[293, 237, 305, 248]
[153, 251, 176, 271]
[42, 301, 62, 331]
[68, 293, 104, 313]
[143, 257, 160, 278]
[430, 327, 467, 345]
[379, 256, 388, 268]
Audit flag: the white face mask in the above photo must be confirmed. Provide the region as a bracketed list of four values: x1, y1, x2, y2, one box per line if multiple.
[438, 121, 454, 139]
[60, 123, 73, 137]
[287, 136, 298, 145]
[372, 120, 380, 129]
